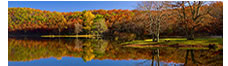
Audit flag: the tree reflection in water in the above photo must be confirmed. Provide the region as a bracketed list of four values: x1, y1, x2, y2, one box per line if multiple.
[185, 50, 201, 65]
[151, 49, 159, 66]
[8, 38, 223, 66]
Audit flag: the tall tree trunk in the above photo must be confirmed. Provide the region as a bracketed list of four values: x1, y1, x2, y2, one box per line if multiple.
[187, 29, 194, 40]
[187, 33, 194, 40]
[155, 20, 160, 42]
[154, 20, 157, 42]
[149, 13, 156, 42]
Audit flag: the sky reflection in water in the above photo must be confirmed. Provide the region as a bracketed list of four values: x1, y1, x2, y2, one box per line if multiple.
[9, 57, 183, 66]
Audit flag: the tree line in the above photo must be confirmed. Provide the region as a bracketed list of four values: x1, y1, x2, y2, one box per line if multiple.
[8, 1, 223, 40]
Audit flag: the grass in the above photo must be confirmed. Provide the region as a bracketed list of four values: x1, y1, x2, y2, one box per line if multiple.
[121, 37, 223, 49]
[126, 46, 210, 50]
[122, 38, 222, 45]
[41, 35, 96, 38]
[144, 38, 187, 41]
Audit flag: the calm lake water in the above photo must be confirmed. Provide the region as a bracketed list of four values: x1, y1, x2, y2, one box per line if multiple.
[8, 38, 223, 66]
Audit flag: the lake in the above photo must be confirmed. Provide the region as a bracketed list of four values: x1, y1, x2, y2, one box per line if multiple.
[8, 38, 223, 66]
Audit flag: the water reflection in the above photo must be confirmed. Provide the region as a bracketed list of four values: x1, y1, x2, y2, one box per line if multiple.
[8, 38, 223, 66]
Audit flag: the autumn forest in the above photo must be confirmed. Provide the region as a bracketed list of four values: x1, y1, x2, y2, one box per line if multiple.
[8, 1, 223, 66]
[8, 1, 223, 40]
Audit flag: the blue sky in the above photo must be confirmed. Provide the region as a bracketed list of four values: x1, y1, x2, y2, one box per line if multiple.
[8, 1, 139, 12]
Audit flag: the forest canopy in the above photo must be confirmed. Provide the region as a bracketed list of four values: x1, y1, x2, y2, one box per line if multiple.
[8, 1, 223, 38]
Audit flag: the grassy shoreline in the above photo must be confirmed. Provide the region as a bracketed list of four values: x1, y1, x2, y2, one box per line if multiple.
[121, 38, 223, 49]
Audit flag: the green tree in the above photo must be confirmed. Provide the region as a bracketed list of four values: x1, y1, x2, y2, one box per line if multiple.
[92, 14, 108, 37]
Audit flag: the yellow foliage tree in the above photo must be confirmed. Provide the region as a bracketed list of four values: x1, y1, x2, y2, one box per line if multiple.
[83, 11, 95, 34]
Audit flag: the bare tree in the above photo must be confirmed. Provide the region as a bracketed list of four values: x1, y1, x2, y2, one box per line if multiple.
[137, 1, 167, 42]
[166, 1, 212, 40]
[74, 22, 83, 36]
